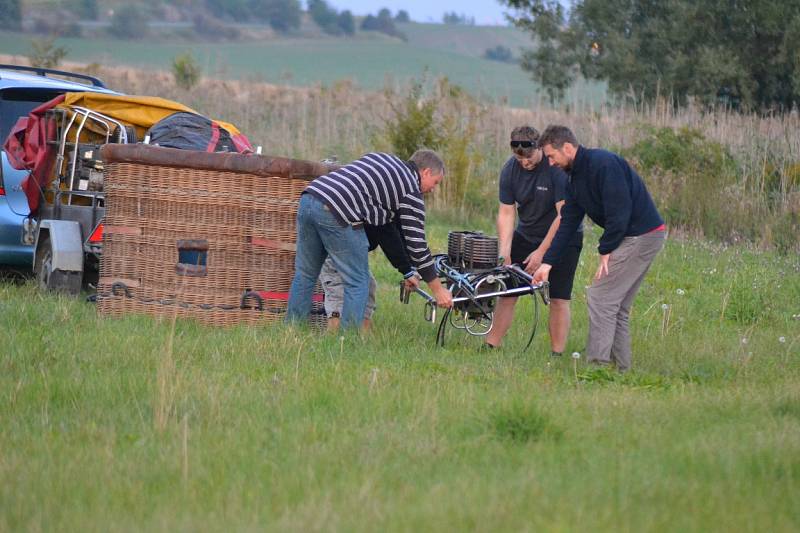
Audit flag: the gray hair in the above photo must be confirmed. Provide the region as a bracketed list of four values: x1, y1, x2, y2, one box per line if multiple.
[410, 149, 445, 176]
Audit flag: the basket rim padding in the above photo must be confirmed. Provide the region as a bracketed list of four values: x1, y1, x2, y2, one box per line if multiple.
[100, 144, 339, 181]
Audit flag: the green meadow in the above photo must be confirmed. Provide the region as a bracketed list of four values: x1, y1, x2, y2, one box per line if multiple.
[0, 27, 605, 107]
[2, 221, 799, 531]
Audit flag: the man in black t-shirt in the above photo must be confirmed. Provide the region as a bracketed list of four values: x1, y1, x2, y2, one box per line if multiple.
[484, 126, 583, 354]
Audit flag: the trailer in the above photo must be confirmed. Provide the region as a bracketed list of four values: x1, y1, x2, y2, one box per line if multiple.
[4, 91, 252, 294]
[32, 105, 124, 293]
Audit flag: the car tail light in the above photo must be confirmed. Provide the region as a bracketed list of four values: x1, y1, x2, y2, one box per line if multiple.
[0, 187, 5, 196]
[89, 223, 103, 243]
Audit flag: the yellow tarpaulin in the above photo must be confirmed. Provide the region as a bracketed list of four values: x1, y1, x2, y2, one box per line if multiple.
[58, 92, 243, 140]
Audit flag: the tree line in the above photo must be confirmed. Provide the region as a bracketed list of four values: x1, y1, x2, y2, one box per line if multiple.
[0, 0, 412, 40]
[501, 0, 800, 110]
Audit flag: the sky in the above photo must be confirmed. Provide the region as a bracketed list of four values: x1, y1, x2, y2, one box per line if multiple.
[325, 1, 514, 26]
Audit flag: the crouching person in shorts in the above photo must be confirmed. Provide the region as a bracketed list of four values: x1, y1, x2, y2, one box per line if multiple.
[319, 258, 378, 330]
[484, 126, 583, 354]
[321, 217, 418, 331]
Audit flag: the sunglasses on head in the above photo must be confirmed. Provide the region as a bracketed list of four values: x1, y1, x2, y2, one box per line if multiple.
[510, 140, 536, 148]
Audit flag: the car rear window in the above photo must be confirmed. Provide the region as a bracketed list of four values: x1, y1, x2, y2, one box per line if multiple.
[0, 88, 65, 144]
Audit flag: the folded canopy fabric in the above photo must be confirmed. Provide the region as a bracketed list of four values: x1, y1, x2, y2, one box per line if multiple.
[59, 93, 249, 148]
[3, 92, 253, 212]
[3, 95, 64, 213]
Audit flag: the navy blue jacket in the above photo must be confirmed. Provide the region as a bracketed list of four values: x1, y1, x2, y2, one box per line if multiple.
[365, 219, 413, 278]
[543, 146, 663, 264]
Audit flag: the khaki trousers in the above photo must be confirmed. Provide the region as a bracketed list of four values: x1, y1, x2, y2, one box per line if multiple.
[586, 231, 665, 370]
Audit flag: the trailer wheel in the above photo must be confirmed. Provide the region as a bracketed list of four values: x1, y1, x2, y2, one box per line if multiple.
[35, 237, 81, 295]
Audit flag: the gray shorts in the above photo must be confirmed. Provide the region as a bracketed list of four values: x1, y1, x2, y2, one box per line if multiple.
[319, 257, 377, 319]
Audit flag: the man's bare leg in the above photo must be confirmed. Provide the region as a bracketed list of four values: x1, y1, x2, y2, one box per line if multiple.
[548, 298, 570, 354]
[327, 316, 340, 332]
[484, 296, 518, 347]
[327, 316, 371, 332]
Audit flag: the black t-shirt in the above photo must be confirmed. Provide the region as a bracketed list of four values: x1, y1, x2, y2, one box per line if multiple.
[499, 156, 582, 245]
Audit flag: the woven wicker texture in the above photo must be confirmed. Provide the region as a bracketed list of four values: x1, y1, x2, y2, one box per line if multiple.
[96, 146, 332, 327]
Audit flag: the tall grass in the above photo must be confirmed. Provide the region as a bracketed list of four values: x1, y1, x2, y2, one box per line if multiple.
[3, 54, 797, 249]
[95, 59, 797, 251]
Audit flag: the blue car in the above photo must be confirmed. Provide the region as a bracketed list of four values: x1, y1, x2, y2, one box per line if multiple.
[0, 64, 114, 270]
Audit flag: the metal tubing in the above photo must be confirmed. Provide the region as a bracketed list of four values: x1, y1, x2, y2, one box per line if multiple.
[56, 110, 79, 179]
[507, 264, 534, 282]
[451, 284, 544, 304]
[70, 106, 129, 144]
[67, 111, 92, 197]
[413, 287, 434, 303]
[399, 282, 434, 304]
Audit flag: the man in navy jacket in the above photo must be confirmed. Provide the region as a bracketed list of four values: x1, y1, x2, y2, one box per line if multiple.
[532, 125, 666, 371]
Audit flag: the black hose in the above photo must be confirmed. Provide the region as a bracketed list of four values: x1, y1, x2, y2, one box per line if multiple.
[436, 308, 451, 347]
[523, 291, 539, 351]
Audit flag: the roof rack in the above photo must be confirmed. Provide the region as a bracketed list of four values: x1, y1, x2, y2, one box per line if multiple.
[0, 64, 106, 88]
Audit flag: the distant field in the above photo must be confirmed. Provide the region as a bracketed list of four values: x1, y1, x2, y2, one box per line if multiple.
[0, 30, 605, 107]
[397, 21, 532, 59]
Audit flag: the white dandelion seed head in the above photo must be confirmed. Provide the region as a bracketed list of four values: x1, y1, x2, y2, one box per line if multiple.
[572, 351, 581, 359]
[779, 336, 786, 343]
[676, 288, 685, 295]
[661, 303, 669, 310]
[741, 337, 748, 345]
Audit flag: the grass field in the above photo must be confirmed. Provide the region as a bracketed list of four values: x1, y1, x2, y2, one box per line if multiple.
[2, 220, 799, 531]
[0, 29, 605, 107]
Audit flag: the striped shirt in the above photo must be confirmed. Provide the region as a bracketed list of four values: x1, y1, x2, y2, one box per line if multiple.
[305, 152, 436, 281]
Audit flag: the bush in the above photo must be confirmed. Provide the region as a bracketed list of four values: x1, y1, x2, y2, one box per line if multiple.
[253, 0, 301, 32]
[625, 127, 740, 241]
[27, 37, 68, 69]
[109, 5, 149, 39]
[384, 80, 441, 160]
[443, 11, 474, 25]
[361, 9, 406, 40]
[32, 16, 82, 38]
[770, 210, 800, 255]
[192, 13, 240, 40]
[487, 401, 561, 443]
[171, 53, 201, 90]
[308, 0, 340, 35]
[337, 10, 355, 36]
[484, 45, 515, 63]
[382, 77, 485, 211]
[625, 126, 797, 252]
[394, 10, 410, 23]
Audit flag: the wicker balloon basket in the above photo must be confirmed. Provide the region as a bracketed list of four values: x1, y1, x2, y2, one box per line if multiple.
[96, 144, 334, 327]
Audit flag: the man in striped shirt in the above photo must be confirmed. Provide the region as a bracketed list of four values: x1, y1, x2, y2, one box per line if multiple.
[287, 149, 453, 329]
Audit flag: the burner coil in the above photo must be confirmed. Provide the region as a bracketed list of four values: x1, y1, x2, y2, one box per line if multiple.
[447, 231, 483, 266]
[463, 234, 499, 271]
